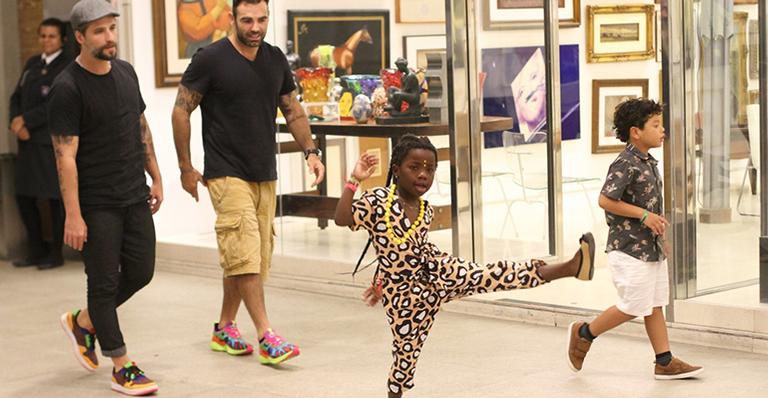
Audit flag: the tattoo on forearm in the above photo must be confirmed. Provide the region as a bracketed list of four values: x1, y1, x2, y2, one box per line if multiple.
[174, 85, 203, 114]
[280, 91, 307, 124]
[140, 115, 157, 170]
[52, 135, 77, 196]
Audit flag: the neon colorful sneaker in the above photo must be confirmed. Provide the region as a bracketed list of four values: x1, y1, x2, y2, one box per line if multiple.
[111, 362, 159, 396]
[258, 329, 300, 365]
[59, 310, 98, 371]
[210, 322, 254, 356]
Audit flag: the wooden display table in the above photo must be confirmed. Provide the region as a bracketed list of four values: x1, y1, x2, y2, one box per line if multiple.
[275, 117, 513, 230]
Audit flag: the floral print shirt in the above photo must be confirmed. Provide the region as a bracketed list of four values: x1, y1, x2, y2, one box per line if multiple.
[600, 144, 665, 262]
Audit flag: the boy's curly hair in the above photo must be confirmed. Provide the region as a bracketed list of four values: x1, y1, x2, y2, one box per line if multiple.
[612, 98, 664, 143]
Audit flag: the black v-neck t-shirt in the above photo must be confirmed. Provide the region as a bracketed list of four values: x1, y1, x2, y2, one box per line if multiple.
[181, 38, 296, 182]
[47, 59, 149, 207]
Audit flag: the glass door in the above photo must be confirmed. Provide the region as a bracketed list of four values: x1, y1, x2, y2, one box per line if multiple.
[467, 0, 565, 264]
[669, 0, 765, 298]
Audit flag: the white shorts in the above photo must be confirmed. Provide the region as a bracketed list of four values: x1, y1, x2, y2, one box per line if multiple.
[608, 250, 670, 317]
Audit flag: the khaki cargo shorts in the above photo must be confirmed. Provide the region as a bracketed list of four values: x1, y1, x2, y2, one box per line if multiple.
[207, 177, 276, 279]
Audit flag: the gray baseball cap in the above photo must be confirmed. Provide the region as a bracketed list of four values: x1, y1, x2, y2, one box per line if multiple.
[70, 0, 120, 31]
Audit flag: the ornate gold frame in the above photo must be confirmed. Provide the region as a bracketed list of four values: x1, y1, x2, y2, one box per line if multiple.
[586, 4, 655, 64]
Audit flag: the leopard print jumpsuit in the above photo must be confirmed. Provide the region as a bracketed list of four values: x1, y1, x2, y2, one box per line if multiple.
[351, 187, 548, 395]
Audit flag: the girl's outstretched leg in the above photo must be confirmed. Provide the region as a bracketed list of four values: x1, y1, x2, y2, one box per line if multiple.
[539, 232, 595, 282]
[441, 233, 595, 302]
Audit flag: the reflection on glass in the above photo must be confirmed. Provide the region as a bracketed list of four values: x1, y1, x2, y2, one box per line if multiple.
[692, 2, 760, 293]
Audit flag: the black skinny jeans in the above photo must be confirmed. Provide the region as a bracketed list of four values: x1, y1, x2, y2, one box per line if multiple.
[81, 201, 155, 357]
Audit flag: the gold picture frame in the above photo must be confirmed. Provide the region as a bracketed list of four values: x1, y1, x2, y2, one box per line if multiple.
[592, 79, 649, 154]
[586, 5, 655, 63]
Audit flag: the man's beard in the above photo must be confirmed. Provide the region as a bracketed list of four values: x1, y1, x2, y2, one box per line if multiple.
[236, 29, 261, 48]
[94, 45, 117, 60]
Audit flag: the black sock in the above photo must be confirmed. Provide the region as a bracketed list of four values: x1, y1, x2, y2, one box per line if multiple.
[655, 351, 672, 366]
[578, 323, 596, 342]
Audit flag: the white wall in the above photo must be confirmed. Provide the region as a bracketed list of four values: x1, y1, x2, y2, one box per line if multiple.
[130, 1, 214, 240]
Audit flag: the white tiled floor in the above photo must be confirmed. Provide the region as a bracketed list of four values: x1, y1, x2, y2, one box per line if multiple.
[4, 263, 768, 397]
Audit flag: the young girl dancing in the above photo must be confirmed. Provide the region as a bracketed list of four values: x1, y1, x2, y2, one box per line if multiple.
[334, 135, 596, 397]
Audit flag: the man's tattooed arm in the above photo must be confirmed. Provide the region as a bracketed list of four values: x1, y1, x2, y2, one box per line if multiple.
[278, 90, 314, 152]
[51, 134, 81, 217]
[140, 114, 162, 183]
[171, 84, 203, 171]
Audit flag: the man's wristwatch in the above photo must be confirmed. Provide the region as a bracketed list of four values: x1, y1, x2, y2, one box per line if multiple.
[304, 148, 322, 160]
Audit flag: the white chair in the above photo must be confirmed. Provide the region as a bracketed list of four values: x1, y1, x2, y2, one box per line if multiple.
[737, 104, 761, 216]
[482, 133, 601, 238]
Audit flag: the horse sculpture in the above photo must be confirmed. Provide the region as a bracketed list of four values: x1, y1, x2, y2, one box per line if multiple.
[309, 27, 373, 75]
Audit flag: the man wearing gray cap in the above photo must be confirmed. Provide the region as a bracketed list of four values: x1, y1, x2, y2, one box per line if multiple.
[50, 0, 161, 395]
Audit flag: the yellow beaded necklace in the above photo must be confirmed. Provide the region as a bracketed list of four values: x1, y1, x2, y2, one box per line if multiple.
[384, 184, 425, 245]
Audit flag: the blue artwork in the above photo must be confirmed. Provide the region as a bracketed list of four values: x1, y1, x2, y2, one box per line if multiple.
[482, 45, 580, 148]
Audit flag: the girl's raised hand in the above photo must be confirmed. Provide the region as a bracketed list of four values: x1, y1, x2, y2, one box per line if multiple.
[352, 152, 379, 182]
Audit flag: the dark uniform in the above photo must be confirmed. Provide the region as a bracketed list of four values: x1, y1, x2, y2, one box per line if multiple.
[9, 51, 71, 265]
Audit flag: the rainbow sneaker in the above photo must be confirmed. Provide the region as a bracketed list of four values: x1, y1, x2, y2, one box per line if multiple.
[111, 362, 158, 396]
[59, 310, 98, 371]
[210, 322, 253, 356]
[258, 329, 300, 365]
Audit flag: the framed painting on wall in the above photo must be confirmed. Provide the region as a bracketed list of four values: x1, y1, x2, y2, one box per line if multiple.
[484, 0, 581, 30]
[482, 45, 581, 148]
[592, 79, 649, 154]
[152, 0, 233, 87]
[287, 10, 390, 77]
[396, 0, 445, 23]
[749, 19, 759, 80]
[732, 12, 749, 127]
[402, 34, 447, 70]
[586, 5, 655, 63]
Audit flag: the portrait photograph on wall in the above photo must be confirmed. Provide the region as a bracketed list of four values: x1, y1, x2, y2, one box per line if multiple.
[481, 44, 581, 148]
[591, 79, 648, 154]
[287, 10, 390, 77]
[152, 0, 234, 87]
[484, 0, 580, 30]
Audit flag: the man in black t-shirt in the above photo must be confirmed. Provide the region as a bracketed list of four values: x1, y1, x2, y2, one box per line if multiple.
[172, 0, 324, 364]
[49, 1, 161, 394]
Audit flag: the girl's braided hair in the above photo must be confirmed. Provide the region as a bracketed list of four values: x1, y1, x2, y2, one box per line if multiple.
[389, 135, 438, 175]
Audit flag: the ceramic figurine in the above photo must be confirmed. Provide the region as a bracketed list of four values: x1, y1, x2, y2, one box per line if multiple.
[351, 94, 373, 124]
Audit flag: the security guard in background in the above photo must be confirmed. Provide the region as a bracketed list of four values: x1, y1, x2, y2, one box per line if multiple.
[9, 18, 72, 270]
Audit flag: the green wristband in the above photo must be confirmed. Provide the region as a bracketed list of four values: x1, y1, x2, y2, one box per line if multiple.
[640, 210, 649, 223]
